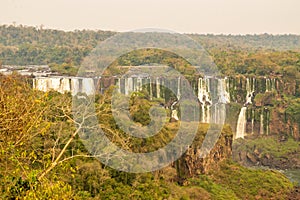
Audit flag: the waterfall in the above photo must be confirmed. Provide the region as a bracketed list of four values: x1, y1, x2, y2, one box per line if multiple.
[235, 77, 255, 139]
[206, 105, 210, 123]
[198, 78, 206, 122]
[34, 78, 49, 92]
[201, 104, 205, 122]
[117, 78, 121, 93]
[236, 107, 247, 139]
[217, 78, 230, 104]
[177, 77, 181, 100]
[170, 101, 179, 121]
[128, 77, 133, 94]
[245, 78, 255, 105]
[59, 78, 71, 93]
[50, 77, 61, 91]
[210, 78, 230, 124]
[82, 78, 95, 95]
[266, 109, 270, 135]
[124, 78, 129, 95]
[198, 77, 212, 123]
[137, 77, 142, 92]
[251, 109, 255, 135]
[260, 111, 264, 135]
[156, 77, 160, 98]
[272, 78, 276, 91]
[266, 78, 270, 92]
[149, 77, 153, 100]
[71, 78, 80, 95]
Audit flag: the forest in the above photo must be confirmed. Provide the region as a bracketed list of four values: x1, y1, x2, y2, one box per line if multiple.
[0, 25, 299, 79]
[0, 25, 299, 199]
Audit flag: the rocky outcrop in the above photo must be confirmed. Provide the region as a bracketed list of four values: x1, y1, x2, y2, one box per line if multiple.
[174, 125, 233, 181]
[232, 137, 300, 170]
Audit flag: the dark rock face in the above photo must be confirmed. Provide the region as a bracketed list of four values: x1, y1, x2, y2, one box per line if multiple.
[233, 141, 300, 170]
[174, 126, 233, 180]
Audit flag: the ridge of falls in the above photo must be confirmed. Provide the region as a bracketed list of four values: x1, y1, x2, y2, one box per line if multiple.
[33, 77, 95, 96]
[32, 75, 280, 137]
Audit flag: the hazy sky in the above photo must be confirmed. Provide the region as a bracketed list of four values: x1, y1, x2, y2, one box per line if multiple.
[1, 0, 300, 34]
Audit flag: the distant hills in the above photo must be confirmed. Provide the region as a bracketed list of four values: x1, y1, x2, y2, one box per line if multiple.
[0, 24, 299, 77]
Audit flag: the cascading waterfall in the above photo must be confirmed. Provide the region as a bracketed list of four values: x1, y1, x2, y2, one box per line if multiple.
[156, 77, 160, 98]
[217, 78, 230, 104]
[236, 107, 247, 139]
[117, 78, 121, 93]
[170, 101, 179, 121]
[197, 77, 212, 123]
[137, 77, 142, 92]
[124, 78, 129, 95]
[50, 78, 61, 91]
[198, 78, 206, 122]
[251, 109, 255, 135]
[245, 77, 255, 105]
[177, 77, 181, 100]
[34, 78, 49, 92]
[71, 78, 80, 95]
[128, 77, 133, 94]
[82, 78, 95, 95]
[59, 78, 71, 93]
[149, 77, 153, 100]
[212, 78, 230, 124]
[236, 77, 255, 139]
[34, 77, 95, 96]
[266, 78, 271, 92]
[260, 110, 264, 135]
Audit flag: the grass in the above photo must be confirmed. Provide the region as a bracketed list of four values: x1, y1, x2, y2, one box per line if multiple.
[234, 136, 300, 159]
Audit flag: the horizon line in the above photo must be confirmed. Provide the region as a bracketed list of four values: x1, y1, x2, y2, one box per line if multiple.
[1, 23, 300, 36]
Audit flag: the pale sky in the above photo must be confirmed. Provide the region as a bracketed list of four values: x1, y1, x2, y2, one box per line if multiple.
[1, 0, 300, 34]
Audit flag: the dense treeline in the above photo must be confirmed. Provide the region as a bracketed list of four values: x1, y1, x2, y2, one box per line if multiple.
[0, 25, 114, 66]
[0, 24, 300, 78]
[189, 33, 300, 51]
[0, 25, 299, 199]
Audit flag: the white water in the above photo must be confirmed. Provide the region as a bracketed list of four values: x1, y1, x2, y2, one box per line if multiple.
[149, 77, 153, 100]
[177, 77, 181, 100]
[245, 78, 255, 105]
[251, 110, 255, 135]
[217, 78, 230, 104]
[197, 77, 212, 123]
[170, 101, 179, 121]
[265, 78, 276, 92]
[260, 111, 264, 135]
[137, 78, 142, 92]
[236, 107, 247, 139]
[235, 77, 255, 139]
[156, 77, 160, 98]
[34, 77, 95, 96]
[71, 78, 80, 95]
